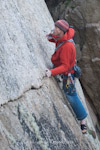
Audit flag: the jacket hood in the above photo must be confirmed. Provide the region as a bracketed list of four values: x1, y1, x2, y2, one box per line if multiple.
[67, 28, 75, 40]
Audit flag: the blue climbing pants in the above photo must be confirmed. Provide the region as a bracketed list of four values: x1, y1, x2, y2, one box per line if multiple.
[63, 75, 87, 120]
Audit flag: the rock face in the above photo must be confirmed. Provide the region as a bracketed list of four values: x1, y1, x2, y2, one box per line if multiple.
[0, 0, 54, 104]
[45, 0, 100, 120]
[0, 0, 100, 149]
[0, 79, 96, 150]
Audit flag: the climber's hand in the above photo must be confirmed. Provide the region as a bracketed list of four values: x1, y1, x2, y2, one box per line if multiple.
[46, 69, 52, 77]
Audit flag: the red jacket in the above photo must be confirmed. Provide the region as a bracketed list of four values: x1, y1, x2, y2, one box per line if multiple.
[48, 28, 76, 76]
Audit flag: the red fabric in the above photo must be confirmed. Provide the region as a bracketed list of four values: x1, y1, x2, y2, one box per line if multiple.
[49, 28, 76, 76]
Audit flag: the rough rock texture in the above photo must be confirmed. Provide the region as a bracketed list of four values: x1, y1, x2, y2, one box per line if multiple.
[0, 79, 98, 150]
[0, 0, 54, 104]
[45, 0, 100, 121]
[0, 0, 100, 149]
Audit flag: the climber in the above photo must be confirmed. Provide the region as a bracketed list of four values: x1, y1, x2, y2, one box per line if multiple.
[46, 19, 88, 134]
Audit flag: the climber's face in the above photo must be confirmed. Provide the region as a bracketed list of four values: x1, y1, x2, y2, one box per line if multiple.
[53, 26, 64, 38]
